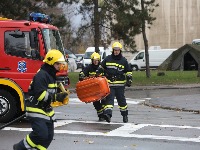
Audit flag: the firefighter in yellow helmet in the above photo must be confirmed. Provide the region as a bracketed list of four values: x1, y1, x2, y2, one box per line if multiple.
[79, 52, 105, 121]
[96, 42, 132, 123]
[13, 49, 68, 150]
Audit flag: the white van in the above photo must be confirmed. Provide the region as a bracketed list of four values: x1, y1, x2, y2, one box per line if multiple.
[129, 49, 176, 71]
[192, 39, 200, 45]
[82, 47, 112, 68]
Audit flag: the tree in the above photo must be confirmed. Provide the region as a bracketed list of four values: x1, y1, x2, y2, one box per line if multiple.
[108, 0, 158, 77]
[0, 1, 40, 19]
[139, 0, 158, 78]
[0, 0, 70, 28]
[0, 0, 76, 51]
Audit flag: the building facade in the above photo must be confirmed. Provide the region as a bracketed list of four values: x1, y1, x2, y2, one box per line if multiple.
[135, 0, 200, 50]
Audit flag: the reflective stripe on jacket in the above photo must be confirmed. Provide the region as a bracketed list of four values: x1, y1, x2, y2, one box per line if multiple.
[100, 55, 132, 86]
[27, 67, 57, 120]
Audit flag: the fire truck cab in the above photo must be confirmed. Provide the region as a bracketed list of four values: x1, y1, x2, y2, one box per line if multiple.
[0, 13, 69, 123]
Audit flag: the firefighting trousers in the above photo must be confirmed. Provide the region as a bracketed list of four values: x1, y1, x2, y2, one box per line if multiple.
[16, 117, 54, 150]
[93, 99, 105, 117]
[104, 86, 128, 117]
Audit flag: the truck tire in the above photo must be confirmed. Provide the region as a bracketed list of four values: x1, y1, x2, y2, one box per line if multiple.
[0, 90, 18, 123]
[131, 65, 139, 71]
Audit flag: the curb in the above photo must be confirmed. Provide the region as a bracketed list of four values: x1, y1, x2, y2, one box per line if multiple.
[69, 84, 200, 93]
[124, 84, 200, 91]
[144, 99, 200, 114]
[69, 84, 200, 113]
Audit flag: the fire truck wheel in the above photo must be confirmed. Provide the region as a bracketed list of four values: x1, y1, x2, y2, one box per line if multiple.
[0, 90, 18, 123]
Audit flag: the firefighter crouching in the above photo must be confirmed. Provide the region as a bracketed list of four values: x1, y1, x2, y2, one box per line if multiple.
[96, 42, 132, 123]
[13, 50, 68, 150]
[79, 52, 105, 121]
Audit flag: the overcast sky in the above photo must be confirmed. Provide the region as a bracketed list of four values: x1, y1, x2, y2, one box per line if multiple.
[59, 3, 82, 29]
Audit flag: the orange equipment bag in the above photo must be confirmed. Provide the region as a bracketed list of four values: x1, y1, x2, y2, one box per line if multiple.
[76, 76, 110, 103]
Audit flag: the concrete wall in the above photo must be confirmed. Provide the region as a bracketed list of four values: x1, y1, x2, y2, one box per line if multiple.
[135, 0, 200, 50]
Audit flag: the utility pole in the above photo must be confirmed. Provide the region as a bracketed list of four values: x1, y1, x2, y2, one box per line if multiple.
[93, 0, 100, 53]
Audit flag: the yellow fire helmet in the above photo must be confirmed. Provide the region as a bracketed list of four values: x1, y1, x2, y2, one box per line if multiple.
[90, 52, 101, 60]
[112, 42, 122, 50]
[43, 49, 66, 65]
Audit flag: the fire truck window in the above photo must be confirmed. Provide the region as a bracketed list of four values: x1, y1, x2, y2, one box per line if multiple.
[5, 31, 32, 58]
[42, 29, 63, 53]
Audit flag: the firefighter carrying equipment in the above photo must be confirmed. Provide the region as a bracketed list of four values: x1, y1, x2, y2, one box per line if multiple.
[79, 53, 102, 81]
[43, 49, 66, 66]
[112, 42, 122, 50]
[27, 63, 59, 121]
[97, 57, 132, 86]
[76, 76, 110, 103]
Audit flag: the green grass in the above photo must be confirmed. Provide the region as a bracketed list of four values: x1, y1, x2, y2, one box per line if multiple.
[68, 71, 200, 88]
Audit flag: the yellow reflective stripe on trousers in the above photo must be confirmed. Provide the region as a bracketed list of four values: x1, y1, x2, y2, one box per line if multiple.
[26, 107, 55, 117]
[119, 105, 128, 110]
[97, 108, 105, 113]
[26, 135, 46, 150]
[104, 105, 113, 109]
[37, 91, 47, 101]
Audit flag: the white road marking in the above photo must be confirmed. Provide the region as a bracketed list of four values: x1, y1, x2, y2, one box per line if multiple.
[3, 120, 200, 143]
[69, 98, 145, 105]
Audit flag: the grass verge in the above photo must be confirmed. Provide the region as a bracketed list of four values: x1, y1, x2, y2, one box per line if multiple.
[68, 71, 200, 88]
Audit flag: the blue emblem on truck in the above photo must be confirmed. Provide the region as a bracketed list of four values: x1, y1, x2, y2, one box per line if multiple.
[17, 61, 27, 73]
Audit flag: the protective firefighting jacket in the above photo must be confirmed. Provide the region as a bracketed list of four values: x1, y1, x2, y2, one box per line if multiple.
[80, 63, 99, 78]
[98, 53, 132, 86]
[26, 64, 57, 121]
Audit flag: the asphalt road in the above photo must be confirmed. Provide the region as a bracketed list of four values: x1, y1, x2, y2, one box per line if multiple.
[1, 88, 200, 150]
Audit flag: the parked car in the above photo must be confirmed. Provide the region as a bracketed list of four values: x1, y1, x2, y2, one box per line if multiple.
[75, 54, 84, 69]
[64, 49, 77, 72]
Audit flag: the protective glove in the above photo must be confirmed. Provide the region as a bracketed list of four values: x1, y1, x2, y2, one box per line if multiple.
[95, 73, 100, 77]
[56, 92, 68, 102]
[95, 67, 104, 77]
[126, 80, 132, 87]
[126, 74, 132, 87]
[79, 72, 85, 81]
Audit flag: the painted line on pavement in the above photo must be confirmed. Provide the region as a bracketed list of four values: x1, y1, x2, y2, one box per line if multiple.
[69, 98, 145, 105]
[3, 120, 200, 143]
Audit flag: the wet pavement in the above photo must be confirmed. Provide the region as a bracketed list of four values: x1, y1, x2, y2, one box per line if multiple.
[131, 84, 200, 113]
[70, 83, 200, 113]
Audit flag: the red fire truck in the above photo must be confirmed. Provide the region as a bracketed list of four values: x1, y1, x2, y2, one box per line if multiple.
[0, 13, 69, 123]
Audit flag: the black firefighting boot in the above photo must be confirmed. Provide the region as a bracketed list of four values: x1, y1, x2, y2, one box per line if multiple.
[123, 115, 128, 123]
[98, 114, 105, 121]
[13, 144, 24, 150]
[121, 110, 128, 123]
[13, 141, 26, 150]
[104, 114, 111, 123]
